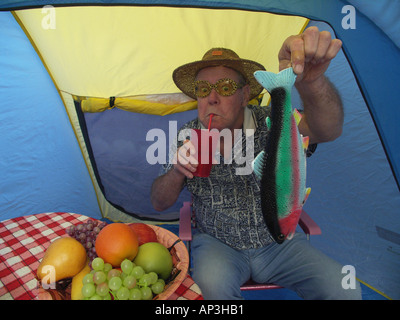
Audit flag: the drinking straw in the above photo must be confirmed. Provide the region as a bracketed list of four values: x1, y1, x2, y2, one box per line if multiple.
[208, 114, 213, 131]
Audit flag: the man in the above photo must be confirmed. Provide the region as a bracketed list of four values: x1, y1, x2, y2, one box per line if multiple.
[151, 26, 361, 299]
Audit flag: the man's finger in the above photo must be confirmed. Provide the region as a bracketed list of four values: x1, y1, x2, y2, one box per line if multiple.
[302, 26, 319, 63]
[178, 141, 199, 166]
[290, 37, 305, 74]
[324, 39, 342, 62]
[177, 147, 189, 165]
[174, 164, 194, 179]
[178, 148, 198, 166]
[312, 31, 332, 64]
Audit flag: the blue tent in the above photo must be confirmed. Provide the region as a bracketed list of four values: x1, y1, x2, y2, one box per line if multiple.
[1, 0, 399, 299]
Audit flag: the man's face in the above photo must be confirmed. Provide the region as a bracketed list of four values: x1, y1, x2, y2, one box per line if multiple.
[195, 66, 250, 132]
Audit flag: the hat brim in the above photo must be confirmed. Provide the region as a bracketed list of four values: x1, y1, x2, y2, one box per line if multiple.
[173, 58, 266, 100]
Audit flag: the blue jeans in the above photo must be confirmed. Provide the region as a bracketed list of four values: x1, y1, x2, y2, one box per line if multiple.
[191, 232, 362, 300]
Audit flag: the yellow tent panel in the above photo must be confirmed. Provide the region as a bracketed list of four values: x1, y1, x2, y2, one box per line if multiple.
[15, 7, 307, 104]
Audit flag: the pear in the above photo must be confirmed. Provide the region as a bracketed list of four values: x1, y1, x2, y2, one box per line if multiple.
[37, 237, 87, 283]
[71, 263, 91, 300]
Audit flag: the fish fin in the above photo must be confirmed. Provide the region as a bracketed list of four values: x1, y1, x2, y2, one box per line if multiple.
[302, 136, 310, 150]
[293, 109, 302, 126]
[286, 233, 295, 240]
[303, 187, 311, 204]
[254, 67, 297, 93]
[252, 150, 265, 179]
[265, 116, 271, 130]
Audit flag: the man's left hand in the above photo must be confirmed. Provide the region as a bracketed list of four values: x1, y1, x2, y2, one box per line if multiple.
[278, 26, 342, 83]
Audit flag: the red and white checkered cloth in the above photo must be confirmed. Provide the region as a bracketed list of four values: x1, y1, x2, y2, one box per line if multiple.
[0, 212, 203, 300]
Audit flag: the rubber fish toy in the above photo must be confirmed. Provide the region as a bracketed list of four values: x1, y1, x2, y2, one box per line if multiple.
[252, 67, 311, 244]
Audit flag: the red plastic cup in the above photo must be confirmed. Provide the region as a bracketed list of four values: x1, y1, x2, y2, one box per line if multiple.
[191, 128, 219, 177]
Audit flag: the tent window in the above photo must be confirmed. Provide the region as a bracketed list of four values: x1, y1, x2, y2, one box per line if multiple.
[73, 99, 194, 221]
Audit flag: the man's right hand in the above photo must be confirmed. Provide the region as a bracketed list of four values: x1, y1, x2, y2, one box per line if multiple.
[173, 139, 199, 179]
[151, 139, 198, 211]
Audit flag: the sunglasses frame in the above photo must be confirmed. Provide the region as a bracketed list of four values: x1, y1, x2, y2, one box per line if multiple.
[193, 78, 244, 98]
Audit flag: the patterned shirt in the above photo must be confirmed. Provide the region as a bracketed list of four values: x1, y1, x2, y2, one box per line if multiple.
[162, 104, 277, 250]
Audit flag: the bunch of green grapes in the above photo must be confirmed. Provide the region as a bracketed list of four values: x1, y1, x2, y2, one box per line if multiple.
[80, 257, 166, 300]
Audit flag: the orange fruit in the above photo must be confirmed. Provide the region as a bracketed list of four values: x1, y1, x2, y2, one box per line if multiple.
[95, 223, 139, 267]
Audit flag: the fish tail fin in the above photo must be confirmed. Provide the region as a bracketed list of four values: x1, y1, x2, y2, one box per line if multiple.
[254, 67, 297, 93]
[252, 150, 265, 179]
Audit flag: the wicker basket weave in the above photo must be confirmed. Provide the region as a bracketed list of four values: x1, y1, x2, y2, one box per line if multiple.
[147, 225, 189, 300]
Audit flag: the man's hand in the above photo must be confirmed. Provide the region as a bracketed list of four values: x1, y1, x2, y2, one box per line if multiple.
[278, 26, 344, 144]
[172, 139, 198, 179]
[151, 139, 197, 211]
[278, 26, 342, 84]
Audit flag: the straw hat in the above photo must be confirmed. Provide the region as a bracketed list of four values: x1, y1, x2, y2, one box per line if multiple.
[173, 48, 266, 100]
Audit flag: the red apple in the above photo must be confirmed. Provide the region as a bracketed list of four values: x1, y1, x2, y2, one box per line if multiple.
[129, 223, 158, 246]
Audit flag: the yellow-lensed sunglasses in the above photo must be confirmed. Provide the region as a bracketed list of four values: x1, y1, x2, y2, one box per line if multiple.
[193, 78, 244, 98]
